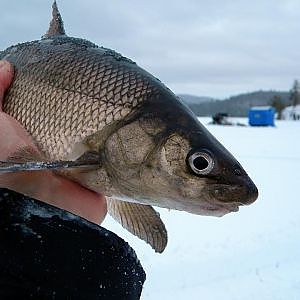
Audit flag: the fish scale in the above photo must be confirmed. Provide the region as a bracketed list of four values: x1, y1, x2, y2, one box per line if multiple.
[2, 37, 159, 159]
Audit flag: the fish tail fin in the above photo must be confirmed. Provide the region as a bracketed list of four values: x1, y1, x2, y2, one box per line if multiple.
[43, 1, 66, 38]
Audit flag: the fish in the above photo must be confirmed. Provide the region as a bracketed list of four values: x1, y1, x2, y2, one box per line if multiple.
[0, 1, 258, 253]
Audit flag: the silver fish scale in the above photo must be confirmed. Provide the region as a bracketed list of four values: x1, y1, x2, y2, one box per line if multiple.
[2, 36, 161, 159]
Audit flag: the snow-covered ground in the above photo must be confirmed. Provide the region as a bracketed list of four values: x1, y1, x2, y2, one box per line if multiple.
[103, 118, 300, 300]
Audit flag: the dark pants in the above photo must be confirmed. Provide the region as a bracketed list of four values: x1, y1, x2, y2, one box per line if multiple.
[0, 189, 145, 299]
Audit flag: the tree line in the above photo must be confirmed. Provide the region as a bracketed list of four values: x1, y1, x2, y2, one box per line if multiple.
[272, 80, 300, 119]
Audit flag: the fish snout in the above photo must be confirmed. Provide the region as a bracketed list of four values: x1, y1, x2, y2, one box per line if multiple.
[240, 175, 258, 205]
[210, 175, 258, 206]
[233, 175, 258, 205]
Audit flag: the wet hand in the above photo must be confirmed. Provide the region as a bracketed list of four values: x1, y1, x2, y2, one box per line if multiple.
[0, 60, 107, 224]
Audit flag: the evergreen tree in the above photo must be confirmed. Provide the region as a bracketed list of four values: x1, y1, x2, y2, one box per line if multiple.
[271, 95, 285, 119]
[290, 80, 300, 107]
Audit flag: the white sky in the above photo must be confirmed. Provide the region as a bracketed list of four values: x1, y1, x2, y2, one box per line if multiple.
[1, 0, 299, 98]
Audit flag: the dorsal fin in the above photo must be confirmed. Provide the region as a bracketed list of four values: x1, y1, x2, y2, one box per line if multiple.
[43, 1, 66, 38]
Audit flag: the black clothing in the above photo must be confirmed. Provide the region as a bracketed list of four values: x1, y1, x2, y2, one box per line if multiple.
[0, 189, 145, 299]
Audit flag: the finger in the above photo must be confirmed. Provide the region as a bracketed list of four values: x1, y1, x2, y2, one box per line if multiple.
[0, 60, 14, 109]
[0, 170, 107, 224]
[45, 174, 108, 224]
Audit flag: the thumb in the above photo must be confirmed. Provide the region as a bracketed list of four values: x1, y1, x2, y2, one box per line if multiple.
[0, 60, 14, 109]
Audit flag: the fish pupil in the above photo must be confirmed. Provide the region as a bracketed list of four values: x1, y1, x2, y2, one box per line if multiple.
[193, 156, 209, 171]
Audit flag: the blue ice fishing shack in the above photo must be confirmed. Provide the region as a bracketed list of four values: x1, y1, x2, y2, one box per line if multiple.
[248, 106, 275, 126]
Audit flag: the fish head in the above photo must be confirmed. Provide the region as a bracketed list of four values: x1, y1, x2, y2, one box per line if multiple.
[76, 88, 258, 217]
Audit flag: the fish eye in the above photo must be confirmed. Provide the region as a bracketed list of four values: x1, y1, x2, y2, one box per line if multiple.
[187, 151, 214, 175]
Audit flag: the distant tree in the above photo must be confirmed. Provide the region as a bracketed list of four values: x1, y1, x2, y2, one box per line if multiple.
[290, 80, 300, 107]
[271, 95, 285, 119]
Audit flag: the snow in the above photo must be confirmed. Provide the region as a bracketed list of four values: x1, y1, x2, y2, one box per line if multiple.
[103, 118, 300, 300]
[282, 105, 300, 120]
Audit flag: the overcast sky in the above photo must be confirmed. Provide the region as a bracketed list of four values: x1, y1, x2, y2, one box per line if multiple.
[1, 0, 299, 98]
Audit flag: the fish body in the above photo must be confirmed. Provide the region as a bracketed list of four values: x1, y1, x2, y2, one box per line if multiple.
[0, 2, 258, 252]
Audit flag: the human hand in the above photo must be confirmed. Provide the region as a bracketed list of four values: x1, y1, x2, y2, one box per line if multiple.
[0, 60, 107, 224]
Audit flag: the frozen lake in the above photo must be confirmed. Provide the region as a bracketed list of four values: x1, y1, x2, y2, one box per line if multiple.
[103, 118, 300, 300]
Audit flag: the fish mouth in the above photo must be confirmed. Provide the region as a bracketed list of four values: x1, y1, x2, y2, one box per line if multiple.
[180, 194, 242, 217]
[196, 201, 240, 217]
[185, 175, 258, 217]
[208, 175, 258, 207]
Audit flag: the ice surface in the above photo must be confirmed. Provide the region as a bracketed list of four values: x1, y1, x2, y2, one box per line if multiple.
[103, 118, 300, 300]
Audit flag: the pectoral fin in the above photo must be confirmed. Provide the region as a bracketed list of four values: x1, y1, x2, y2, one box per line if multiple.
[107, 199, 168, 253]
[0, 146, 100, 173]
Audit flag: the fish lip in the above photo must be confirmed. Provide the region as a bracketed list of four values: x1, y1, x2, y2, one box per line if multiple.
[212, 202, 240, 216]
[188, 200, 240, 217]
[208, 175, 258, 206]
